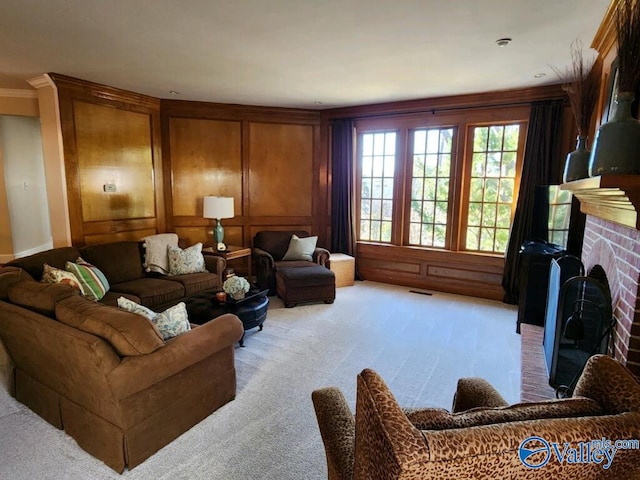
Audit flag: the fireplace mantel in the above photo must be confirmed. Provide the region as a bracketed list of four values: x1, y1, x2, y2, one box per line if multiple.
[561, 175, 640, 230]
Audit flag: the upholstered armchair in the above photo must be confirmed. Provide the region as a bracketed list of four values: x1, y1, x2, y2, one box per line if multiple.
[253, 230, 330, 295]
[312, 355, 640, 479]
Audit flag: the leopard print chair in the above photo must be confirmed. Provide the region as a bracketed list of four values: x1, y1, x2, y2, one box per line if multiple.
[312, 355, 640, 479]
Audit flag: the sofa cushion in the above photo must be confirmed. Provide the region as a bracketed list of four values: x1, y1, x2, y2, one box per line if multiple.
[80, 241, 145, 285]
[8, 280, 80, 317]
[404, 397, 604, 431]
[282, 234, 317, 262]
[0, 267, 34, 301]
[142, 233, 179, 275]
[164, 272, 219, 296]
[5, 246, 82, 281]
[167, 243, 207, 275]
[65, 258, 110, 301]
[100, 291, 141, 307]
[56, 296, 164, 356]
[109, 278, 185, 308]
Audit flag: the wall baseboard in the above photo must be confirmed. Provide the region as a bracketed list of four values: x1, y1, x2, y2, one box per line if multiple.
[11, 241, 54, 260]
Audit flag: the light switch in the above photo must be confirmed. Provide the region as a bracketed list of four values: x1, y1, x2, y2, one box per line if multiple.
[103, 183, 117, 193]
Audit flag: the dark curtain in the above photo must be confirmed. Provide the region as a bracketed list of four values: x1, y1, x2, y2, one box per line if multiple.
[502, 100, 564, 304]
[330, 119, 358, 257]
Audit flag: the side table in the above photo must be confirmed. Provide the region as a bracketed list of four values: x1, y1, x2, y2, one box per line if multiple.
[203, 245, 252, 280]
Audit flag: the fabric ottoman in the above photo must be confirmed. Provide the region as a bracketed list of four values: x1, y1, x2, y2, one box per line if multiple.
[276, 265, 335, 308]
[328, 253, 355, 287]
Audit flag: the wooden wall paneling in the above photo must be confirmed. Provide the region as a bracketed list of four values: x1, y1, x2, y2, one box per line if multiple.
[169, 118, 242, 217]
[167, 117, 242, 247]
[241, 120, 251, 246]
[52, 74, 162, 246]
[160, 99, 325, 251]
[356, 243, 505, 301]
[248, 224, 314, 242]
[248, 122, 314, 217]
[73, 101, 155, 222]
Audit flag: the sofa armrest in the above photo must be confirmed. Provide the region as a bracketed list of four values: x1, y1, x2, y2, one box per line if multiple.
[108, 314, 243, 400]
[312, 387, 355, 480]
[313, 247, 330, 267]
[253, 247, 275, 269]
[203, 254, 227, 285]
[573, 354, 640, 414]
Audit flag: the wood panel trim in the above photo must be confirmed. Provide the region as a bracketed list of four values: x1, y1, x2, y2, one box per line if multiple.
[322, 85, 566, 120]
[82, 218, 157, 236]
[49, 74, 160, 110]
[161, 99, 321, 124]
[54, 76, 163, 246]
[591, 0, 618, 55]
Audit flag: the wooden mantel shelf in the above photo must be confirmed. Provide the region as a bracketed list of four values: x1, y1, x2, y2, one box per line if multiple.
[561, 175, 640, 230]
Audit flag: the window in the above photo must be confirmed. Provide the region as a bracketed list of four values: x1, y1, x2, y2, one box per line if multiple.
[409, 128, 454, 248]
[464, 125, 521, 254]
[356, 109, 527, 256]
[359, 131, 396, 242]
[547, 186, 572, 248]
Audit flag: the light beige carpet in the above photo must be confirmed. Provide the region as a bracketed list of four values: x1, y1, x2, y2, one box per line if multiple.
[0, 280, 520, 479]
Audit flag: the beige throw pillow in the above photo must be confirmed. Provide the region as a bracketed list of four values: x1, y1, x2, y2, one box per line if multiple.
[282, 234, 317, 262]
[142, 233, 179, 275]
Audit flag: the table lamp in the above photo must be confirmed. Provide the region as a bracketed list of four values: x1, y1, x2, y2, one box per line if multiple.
[203, 196, 234, 251]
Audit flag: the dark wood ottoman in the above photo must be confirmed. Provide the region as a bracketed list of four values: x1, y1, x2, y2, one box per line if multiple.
[276, 265, 336, 308]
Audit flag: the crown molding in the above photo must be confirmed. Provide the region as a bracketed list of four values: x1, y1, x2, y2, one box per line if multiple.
[27, 74, 55, 90]
[0, 88, 37, 99]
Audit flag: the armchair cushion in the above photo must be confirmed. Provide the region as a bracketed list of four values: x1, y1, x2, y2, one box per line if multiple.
[282, 234, 318, 261]
[254, 230, 311, 260]
[405, 397, 603, 430]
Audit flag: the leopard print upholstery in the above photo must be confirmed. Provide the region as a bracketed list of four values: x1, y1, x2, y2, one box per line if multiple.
[313, 355, 640, 479]
[312, 387, 355, 480]
[405, 397, 603, 430]
[574, 354, 640, 414]
[451, 377, 508, 412]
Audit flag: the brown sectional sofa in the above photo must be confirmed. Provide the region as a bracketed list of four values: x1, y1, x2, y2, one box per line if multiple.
[0, 241, 244, 472]
[4, 240, 226, 310]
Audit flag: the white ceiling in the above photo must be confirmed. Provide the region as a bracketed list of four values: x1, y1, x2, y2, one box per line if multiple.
[0, 0, 611, 110]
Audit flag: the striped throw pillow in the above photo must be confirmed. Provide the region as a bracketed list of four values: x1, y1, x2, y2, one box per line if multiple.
[65, 257, 110, 301]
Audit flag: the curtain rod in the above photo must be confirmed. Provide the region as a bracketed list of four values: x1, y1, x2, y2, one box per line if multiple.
[330, 97, 566, 122]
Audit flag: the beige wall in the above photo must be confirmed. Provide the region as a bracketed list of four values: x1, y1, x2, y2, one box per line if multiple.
[0, 89, 39, 262]
[0, 115, 52, 258]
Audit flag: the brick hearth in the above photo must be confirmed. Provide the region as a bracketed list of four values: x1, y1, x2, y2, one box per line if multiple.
[520, 323, 555, 402]
[582, 216, 640, 376]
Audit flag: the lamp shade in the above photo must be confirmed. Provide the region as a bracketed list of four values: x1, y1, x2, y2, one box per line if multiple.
[203, 196, 234, 219]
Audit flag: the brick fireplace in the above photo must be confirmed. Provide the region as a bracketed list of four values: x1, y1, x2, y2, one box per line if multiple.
[582, 215, 640, 376]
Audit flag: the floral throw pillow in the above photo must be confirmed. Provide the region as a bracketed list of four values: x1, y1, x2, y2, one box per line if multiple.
[167, 243, 207, 275]
[117, 296, 191, 340]
[117, 296, 156, 320]
[41, 263, 85, 295]
[153, 302, 191, 340]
